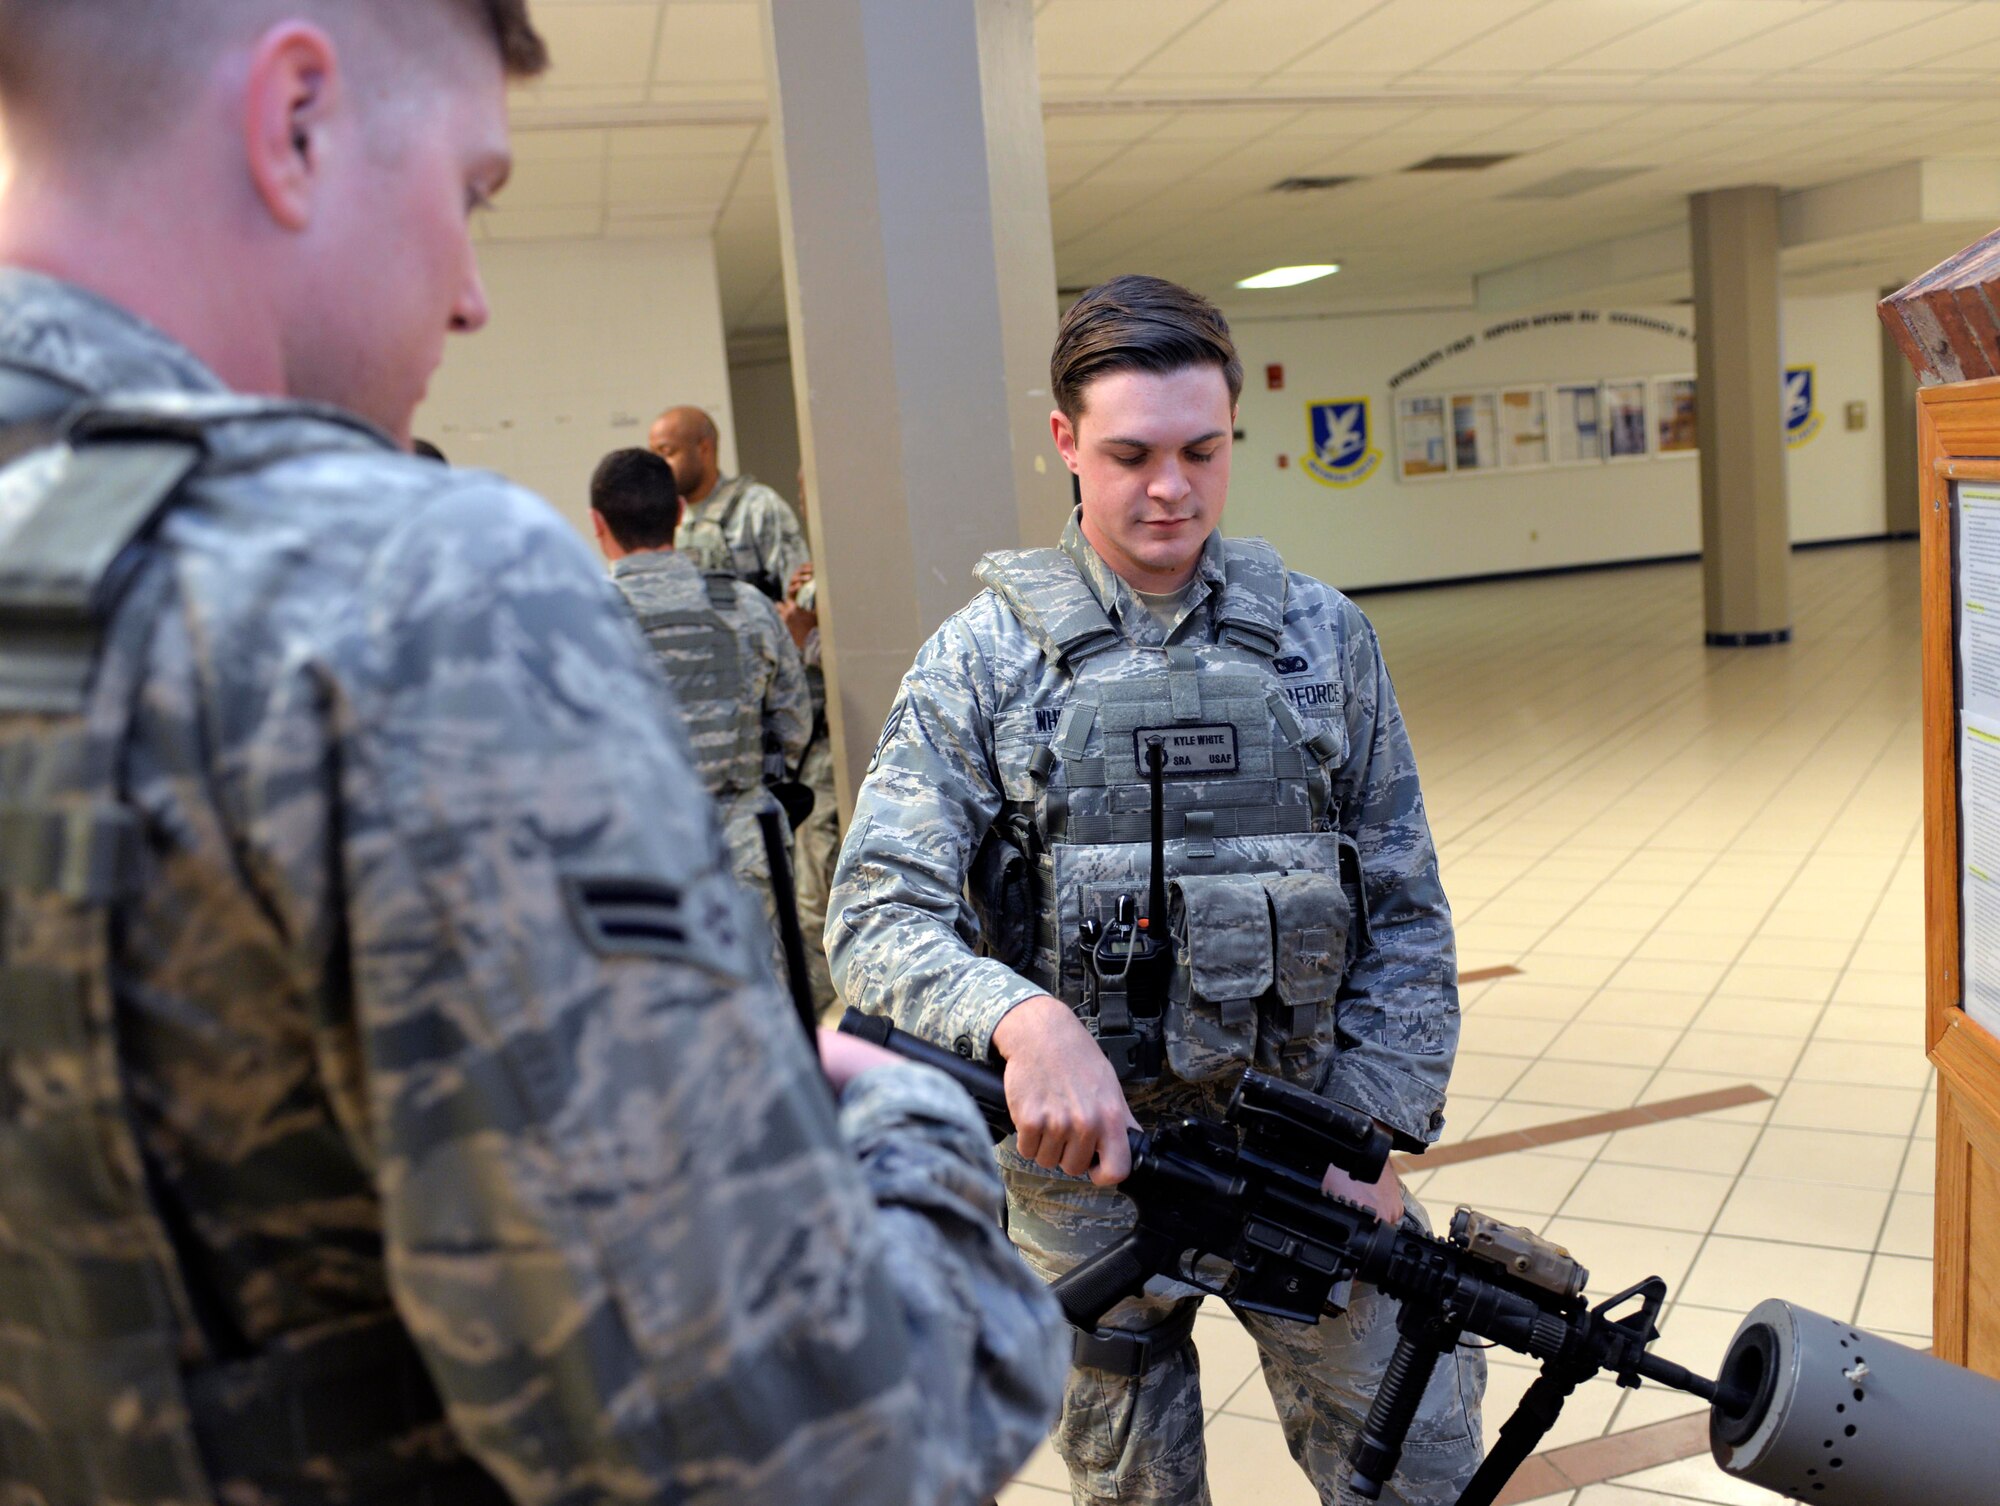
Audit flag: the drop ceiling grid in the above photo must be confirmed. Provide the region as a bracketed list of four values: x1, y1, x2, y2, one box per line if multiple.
[495, 0, 2000, 325]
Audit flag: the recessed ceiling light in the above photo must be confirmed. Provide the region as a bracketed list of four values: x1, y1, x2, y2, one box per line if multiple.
[1235, 264, 1340, 290]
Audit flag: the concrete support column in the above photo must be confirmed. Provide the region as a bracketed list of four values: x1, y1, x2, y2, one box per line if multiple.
[763, 0, 1069, 812]
[1691, 186, 1793, 645]
[1881, 283, 1922, 537]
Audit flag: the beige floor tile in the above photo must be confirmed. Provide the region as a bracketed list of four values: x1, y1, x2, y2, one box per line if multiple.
[1508, 1060, 1655, 1111]
[1596, 1117, 1762, 1175]
[1435, 1096, 1499, 1145]
[1578, 991, 1708, 1029]
[1512, 953, 1629, 988]
[1712, 962, 1843, 1002]
[1605, 1380, 1707, 1434]
[1558, 1163, 1735, 1232]
[1480, 1361, 1623, 1452]
[1630, 931, 1745, 965]
[1005, 1436, 1069, 1494]
[1458, 1014, 1565, 1059]
[1647, 1302, 1759, 1380]
[1193, 1314, 1266, 1406]
[1533, 927, 1652, 959]
[996, 1480, 1067, 1504]
[1811, 1004, 1923, 1044]
[1733, 936, 1850, 970]
[1607, 958, 1730, 995]
[1662, 1030, 1805, 1080]
[1678, 1235, 1873, 1318]
[1876, 1192, 1934, 1259]
[1712, 1176, 1892, 1251]
[1613, 1456, 1778, 1505]
[1830, 970, 1925, 1007]
[1469, 982, 1599, 1022]
[1898, 1147, 1939, 1194]
[1792, 1038, 1933, 1090]
[1444, 1052, 1533, 1100]
[1768, 1080, 1926, 1137]
[1546, 1021, 1688, 1067]
[1200, 1413, 1323, 1506]
[1856, 1254, 1934, 1338]
[1538, 1218, 1707, 1302]
[1420, 1152, 1591, 1217]
[1741, 1126, 1911, 1190]
[1688, 996, 1824, 1036]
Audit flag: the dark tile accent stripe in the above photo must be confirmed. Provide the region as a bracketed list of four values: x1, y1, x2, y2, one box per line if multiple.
[1460, 964, 1525, 984]
[1492, 1410, 1710, 1503]
[1393, 1084, 1774, 1174]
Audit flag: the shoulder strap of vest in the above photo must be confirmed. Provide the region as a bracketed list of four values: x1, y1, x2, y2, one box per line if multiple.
[1214, 536, 1289, 657]
[0, 361, 87, 469]
[0, 416, 205, 716]
[975, 547, 1122, 667]
[702, 571, 739, 611]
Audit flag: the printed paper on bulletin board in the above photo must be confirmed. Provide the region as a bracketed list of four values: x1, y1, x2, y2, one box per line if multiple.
[1960, 485, 2000, 1036]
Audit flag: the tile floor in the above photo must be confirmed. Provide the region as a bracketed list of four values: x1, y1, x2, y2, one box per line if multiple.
[999, 541, 1933, 1506]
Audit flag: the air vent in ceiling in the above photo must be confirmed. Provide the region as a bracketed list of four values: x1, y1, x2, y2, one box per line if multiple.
[1405, 153, 1517, 173]
[1501, 166, 1654, 200]
[1271, 175, 1358, 193]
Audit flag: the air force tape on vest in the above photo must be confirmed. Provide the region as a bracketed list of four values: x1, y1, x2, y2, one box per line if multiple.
[1135, 725, 1240, 775]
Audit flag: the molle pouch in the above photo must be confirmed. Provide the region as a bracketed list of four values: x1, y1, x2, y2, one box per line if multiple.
[1257, 865, 1352, 1074]
[969, 821, 1039, 975]
[1166, 872, 1272, 1081]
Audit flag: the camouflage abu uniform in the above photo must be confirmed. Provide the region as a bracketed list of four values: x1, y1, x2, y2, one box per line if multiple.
[676, 473, 811, 603]
[607, 549, 811, 977]
[0, 269, 1065, 1506]
[830, 512, 1484, 1506]
[791, 582, 841, 1017]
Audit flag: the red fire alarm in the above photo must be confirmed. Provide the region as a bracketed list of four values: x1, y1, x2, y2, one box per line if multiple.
[1266, 363, 1285, 391]
[1277, 454, 1290, 469]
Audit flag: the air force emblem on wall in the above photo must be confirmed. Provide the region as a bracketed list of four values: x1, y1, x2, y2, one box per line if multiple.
[1784, 365, 1822, 448]
[1304, 398, 1382, 487]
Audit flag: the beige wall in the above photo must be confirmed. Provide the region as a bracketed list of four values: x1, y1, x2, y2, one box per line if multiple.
[415, 236, 735, 539]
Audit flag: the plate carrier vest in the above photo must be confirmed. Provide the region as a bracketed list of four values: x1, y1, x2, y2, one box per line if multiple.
[972, 540, 1366, 1090]
[0, 373, 505, 1505]
[632, 572, 768, 803]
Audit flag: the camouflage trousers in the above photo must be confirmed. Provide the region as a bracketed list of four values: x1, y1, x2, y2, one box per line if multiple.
[793, 736, 842, 1021]
[721, 792, 793, 984]
[1000, 1145, 1486, 1506]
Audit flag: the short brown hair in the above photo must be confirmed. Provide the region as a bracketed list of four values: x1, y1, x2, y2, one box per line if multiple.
[0, 1, 548, 152]
[458, 0, 550, 77]
[1050, 275, 1244, 422]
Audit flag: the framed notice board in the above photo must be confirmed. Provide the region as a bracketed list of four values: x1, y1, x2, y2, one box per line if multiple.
[1919, 376, 2000, 1376]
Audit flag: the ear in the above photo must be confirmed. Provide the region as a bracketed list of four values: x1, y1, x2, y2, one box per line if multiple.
[1050, 407, 1081, 475]
[243, 23, 343, 233]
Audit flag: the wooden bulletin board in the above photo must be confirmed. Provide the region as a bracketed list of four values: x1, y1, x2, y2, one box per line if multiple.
[1918, 377, 2000, 1374]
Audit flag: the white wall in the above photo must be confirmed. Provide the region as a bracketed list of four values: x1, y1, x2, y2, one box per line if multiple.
[1782, 291, 1890, 543]
[415, 236, 736, 539]
[1222, 294, 1890, 593]
[728, 356, 805, 515]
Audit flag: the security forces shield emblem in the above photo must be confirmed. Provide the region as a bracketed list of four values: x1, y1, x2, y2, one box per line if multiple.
[1784, 365, 1822, 448]
[1304, 398, 1382, 487]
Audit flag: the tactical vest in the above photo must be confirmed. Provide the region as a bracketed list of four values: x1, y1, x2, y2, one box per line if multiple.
[702, 477, 783, 600]
[972, 540, 1364, 1090]
[633, 571, 767, 802]
[0, 381, 507, 1506]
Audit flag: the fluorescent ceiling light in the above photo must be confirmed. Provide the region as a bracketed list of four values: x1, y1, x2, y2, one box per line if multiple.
[1236, 264, 1340, 289]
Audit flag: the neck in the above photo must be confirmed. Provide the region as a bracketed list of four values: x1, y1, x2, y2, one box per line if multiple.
[1080, 514, 1203, 594]
[688, 470, 721, 506]
[0, 161, 285, 396]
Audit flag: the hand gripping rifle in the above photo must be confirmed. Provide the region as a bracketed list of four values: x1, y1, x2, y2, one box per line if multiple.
[841, 1007, 2000, 1504]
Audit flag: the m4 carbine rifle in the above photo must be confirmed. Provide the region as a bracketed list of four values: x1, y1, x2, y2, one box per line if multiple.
[841, 1006, 1725, 1505]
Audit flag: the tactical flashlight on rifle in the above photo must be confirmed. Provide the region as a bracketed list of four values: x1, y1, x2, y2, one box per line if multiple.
[1076, 735, 1171, 1082]
[838, 1008, 2000, 1505]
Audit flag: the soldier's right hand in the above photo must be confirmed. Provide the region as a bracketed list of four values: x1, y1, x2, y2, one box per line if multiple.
[991, 995, 1140, 1186]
